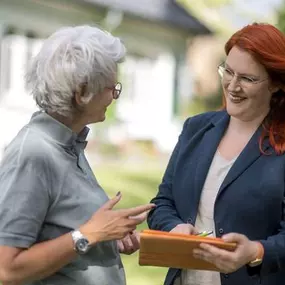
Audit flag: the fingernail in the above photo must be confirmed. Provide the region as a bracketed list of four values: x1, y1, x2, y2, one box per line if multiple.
[116, 191, 121, 196]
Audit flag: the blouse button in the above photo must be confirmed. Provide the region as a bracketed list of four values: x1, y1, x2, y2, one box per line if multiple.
[187, 218, 193, 224]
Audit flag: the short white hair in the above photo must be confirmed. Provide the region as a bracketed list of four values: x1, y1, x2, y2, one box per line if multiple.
[26, 25, 126, 117]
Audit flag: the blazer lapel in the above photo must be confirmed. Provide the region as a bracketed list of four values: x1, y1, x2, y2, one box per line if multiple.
[218, 125, 270, 197]
[193, 113, 230, 204]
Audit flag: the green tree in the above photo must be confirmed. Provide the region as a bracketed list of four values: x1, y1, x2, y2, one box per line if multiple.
[277, 1, 285, 33]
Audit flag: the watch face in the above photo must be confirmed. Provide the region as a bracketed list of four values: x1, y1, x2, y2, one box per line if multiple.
[75, 238, 89, 254]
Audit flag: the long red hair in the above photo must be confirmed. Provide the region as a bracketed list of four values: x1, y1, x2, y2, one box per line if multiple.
[224, 23, 285, 155]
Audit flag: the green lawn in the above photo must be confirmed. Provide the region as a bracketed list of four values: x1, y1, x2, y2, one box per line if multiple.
[94, 162, 168, 285]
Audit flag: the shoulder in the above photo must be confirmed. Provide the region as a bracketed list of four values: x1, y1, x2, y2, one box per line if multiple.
[182, 110, 226, 133]
[184, 110, 225, 127]
[2, 125, 57, 170]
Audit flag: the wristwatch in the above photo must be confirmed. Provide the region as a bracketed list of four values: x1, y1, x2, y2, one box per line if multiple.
[248, 242, 264, 267]
[71, 230, 90, 255]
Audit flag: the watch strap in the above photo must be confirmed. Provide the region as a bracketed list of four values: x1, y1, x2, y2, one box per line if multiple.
[71, 230, 90, 254]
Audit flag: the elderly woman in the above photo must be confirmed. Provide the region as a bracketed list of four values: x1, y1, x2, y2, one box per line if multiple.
[0, 26, 154, 285]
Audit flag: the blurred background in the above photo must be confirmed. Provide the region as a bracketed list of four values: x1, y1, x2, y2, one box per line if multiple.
[0, 0, 285, 284]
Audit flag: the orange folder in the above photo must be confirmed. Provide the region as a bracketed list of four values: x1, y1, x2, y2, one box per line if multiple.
[139, 229, 237, 271]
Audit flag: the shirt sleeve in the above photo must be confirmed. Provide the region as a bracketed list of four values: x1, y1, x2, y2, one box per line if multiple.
[0, 153, 50, 248]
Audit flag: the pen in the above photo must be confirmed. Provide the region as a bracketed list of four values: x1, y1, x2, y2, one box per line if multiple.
[196, 230, 213, 237]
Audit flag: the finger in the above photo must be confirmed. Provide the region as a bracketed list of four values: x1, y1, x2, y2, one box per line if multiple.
[120, 203, 155, 218]
[122, 236, 134, 254]
[124, 235, 133, 248]
[129, 210, 152, 220]
[170, 228, 189, 234]
[193, 248, 233, 273]
[129, 212, 148, 223]
[117, 240, 124, 253]
[189, 225, 199, 235]
[100, 193, 122, 210]
[222, 233, 245, 243]
[193, 249, 215, 264]
[127, 216, 146, 226]
[170, 225, 191, 234]
[129, 231, 140, 250]
[125, 224, 137, 234]
[199, 243, 233, 260]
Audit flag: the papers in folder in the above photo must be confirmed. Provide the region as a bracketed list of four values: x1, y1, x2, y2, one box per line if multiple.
[139, 229, 237, 271]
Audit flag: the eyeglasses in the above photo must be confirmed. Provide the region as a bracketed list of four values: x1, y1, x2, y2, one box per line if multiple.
[107, 82, 122, 99]
[218, 63, 268, 88]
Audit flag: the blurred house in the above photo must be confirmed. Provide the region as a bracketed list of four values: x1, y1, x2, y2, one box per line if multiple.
[0, 0, 211, 160]
[177, 0, 282, 100]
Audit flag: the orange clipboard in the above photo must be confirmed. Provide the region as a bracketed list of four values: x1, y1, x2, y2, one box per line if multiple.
[139, 229, 237, 271]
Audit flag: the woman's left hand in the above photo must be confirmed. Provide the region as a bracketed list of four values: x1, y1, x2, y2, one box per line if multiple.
[193, 233, 260, 273]
[117, 231, 140, 255]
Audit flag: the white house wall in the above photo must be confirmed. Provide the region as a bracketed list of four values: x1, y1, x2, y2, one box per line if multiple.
[108, 53, 181, 152]
[0, 35, 42, 160]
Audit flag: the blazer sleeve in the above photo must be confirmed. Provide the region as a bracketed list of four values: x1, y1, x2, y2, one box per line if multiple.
[246, 191, 285, 279]
[256, 197, 285, 276]
[147, 118, 190, 232]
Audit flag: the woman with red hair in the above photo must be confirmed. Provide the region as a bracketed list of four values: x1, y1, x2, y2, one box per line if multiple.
[148, 23, 285, 285]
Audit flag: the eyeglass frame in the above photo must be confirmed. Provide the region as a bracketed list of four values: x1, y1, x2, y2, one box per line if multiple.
[217, 63, 269, 87]
[106, 82, 122, 99]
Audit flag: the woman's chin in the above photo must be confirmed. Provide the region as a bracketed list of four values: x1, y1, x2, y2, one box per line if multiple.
[226, 103, 244, 118]
[91, 114, 106, 124]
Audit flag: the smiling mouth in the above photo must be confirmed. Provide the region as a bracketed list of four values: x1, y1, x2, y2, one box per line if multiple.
[228, 93, 247, 103]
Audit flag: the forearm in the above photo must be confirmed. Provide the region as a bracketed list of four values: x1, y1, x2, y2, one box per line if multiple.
[1, 233, 77, 284]
[148, 201, 183, 231]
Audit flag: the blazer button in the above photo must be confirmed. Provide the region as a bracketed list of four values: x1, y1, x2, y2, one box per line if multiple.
[219, 228, 224, 234]
[223, 274, 229, 278]
[187, 218, 193, 224]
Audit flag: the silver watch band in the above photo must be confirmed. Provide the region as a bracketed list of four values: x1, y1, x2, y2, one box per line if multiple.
[71, 230, 90, 254]
[71, 230, 84, 241]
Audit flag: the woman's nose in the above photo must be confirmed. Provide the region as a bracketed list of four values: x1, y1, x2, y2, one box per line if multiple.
[227, 75, 241, 92]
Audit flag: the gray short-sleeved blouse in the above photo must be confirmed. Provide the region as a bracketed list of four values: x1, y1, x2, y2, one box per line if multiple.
[0, 111, 126, 285]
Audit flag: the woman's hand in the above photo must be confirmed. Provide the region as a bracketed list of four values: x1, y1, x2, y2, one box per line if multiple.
[170, 223, 199, 235]
[117, 230, 140, 255]
[79, 193, 155, 245]
[193, 233, 260, 273]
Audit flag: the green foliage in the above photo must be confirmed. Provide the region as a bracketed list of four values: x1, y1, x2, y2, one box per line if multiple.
[277, 2, 285, 33]
[184, 91, 223, 117]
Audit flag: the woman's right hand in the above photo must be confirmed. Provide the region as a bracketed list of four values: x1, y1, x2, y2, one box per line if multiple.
[79, 193, 155, 245]
[170, 223, 199, 235]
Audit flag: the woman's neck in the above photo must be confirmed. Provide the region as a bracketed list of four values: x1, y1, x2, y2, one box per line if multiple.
[228, 112, 268, 135]
[48, 112, 86, 134]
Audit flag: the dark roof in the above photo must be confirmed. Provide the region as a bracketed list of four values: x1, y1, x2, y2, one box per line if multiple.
[82, 0, 211, 35]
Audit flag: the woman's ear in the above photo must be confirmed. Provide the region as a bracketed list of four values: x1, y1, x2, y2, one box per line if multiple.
[269, 82, 281, 94]
[74, 83, 87, 107]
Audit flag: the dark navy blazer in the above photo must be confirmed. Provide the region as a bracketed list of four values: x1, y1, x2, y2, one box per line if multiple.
[147, 110, 285, 285]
